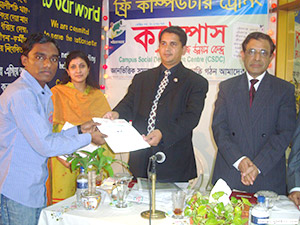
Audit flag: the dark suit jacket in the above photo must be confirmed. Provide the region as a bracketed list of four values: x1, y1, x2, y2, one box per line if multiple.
[287, 116, 300, 192]
[114, 62, 208, 182]
[212, 72, 296, 194]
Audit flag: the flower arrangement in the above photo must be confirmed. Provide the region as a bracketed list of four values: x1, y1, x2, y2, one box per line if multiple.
[184, 191, 252, 225]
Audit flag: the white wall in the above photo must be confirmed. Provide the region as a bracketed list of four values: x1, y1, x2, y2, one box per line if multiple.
[105, 77, 221, 190]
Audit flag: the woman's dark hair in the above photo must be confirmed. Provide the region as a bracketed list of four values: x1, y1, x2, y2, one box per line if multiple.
[60, 50, 99, 89]
[22, 33, 60, 56]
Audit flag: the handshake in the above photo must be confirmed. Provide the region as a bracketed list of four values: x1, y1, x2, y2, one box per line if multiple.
[79, 121, 107, 146]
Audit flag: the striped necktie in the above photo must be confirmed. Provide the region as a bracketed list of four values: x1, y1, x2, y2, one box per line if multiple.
[147, 70, 171, 134]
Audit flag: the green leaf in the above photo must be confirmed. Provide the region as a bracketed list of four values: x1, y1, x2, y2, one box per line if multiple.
[234, 206, 242, 217]
[184, 207, 193, 217]
[71, 158, 79, 171]
[241, 197, 252, 206]
[232, 215, 242, 225]
[103, 165, 114, 177]
[193, 215, 202, 225]
[66, 155, 74, 162]
[230, 196, 238, 204]
[96, 147, 104, 154]
[206, 211, 215, 219]
[224, 210, 234, 221]
[66, 146, 127, 176]
[197, 205, 207, 216]
[216, 202, 225, 214]
[205, 217, 219, 225]
[212, 191, 225, 200]
[224, 203, 234, 212]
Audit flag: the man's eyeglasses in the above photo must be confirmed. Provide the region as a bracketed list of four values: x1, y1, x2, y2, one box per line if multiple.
[245, 48, 270, 58]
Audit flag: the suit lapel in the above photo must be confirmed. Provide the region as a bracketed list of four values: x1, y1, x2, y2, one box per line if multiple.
[160, 63, 186, 99]
[148, 66, 163, 97]
[236, 74, 255, 149]
[250, 73, 272, 125]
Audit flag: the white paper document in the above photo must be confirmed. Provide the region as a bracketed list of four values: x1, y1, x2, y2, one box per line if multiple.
[93, 118, 150, 153]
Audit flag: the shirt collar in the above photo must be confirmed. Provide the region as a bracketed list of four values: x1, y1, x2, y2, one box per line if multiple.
[160, 62, 181, 76]
[246, 71, 266, 90]
[21, 69, 52, 96]
[246, 71, 266, 83]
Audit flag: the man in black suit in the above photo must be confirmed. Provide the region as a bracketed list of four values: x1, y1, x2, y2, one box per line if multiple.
[104, 26, 208, 182]
[287, 117, 300, 205]
[212, 32, 296, 194]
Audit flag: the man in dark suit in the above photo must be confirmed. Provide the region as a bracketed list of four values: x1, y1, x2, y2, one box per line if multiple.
[287, 116, 300, 205]
[212, 32, 296, 194]
[104, 26, 208, 182]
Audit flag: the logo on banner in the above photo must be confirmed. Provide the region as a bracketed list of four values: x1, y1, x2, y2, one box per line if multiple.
[109, 20, 126, 55]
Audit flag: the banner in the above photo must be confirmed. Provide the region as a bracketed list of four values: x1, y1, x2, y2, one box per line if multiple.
[0, 0, 102, 94]
[107, 0, 269, 81]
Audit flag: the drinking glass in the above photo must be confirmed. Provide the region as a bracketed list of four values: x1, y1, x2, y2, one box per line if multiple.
[172, 191, 186, 219]
[114, 173, 133, 208]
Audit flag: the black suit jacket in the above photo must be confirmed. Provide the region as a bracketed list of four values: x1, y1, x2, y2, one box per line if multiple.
[287, 116, 300, 192]
[114, 62, 208, 182]
[212, 72, 296, 194]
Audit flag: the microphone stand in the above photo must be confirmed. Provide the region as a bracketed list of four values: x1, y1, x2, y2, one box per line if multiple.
[141, 156, 165, 219]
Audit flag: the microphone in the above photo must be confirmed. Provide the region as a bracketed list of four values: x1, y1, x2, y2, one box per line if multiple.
[150, 152, 166, 164]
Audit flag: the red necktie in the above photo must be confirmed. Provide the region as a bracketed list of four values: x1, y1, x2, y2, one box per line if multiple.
[249, 79, 258, 107]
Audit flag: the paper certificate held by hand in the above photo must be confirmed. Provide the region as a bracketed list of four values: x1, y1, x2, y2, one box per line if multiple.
[93, 118, 150, 153]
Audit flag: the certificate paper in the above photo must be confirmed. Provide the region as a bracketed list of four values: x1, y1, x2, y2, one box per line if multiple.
[93, 118, 150, 153]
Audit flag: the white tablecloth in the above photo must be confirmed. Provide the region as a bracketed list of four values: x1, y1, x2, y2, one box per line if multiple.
[38, 191, 189, 225]
[38, 191, 300, 225]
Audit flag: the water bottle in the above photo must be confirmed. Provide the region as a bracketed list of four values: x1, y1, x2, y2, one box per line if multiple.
[76, 167, 88, 207]
[249, 196, 270, 225]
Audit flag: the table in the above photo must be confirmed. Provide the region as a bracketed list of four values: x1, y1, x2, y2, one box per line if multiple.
[38, 190, 300, 225]
[38, 190, 189, 225]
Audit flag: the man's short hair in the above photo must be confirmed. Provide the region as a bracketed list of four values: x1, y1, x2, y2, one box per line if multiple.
[159, 26, 187, 47]
[242, 32, 276, 55]
[22, 33, 61, 56]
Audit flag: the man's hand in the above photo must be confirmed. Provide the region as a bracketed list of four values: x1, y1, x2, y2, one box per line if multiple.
[288, 191, 300, 207]
[238, 157, 253, 173]
[143, 129, 162, 146]
[103, 111, 119, 120]
[241, 164, 259, 186]
[91, 130, 107, 145]
[238, 157, 259, 186]
[80, 121, 99, 133]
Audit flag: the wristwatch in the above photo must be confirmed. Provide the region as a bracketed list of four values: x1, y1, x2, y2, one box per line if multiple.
[77, 125, 83, 134]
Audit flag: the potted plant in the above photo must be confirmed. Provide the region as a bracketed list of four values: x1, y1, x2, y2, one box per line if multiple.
[184, 191, 252, 225]
[67, 147, 128, 209]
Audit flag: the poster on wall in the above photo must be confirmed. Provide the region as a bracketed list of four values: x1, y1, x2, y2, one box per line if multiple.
[0, 0, 102, 94]
[107, 0, 269, 82]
